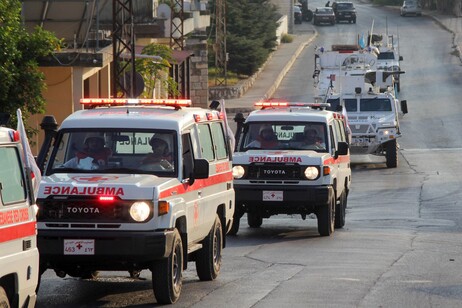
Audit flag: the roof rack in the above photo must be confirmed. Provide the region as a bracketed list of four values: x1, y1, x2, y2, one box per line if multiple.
[80, 98, 192, 109]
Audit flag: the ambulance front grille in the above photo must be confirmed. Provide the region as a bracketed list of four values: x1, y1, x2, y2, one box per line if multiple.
[247, 164, 301, 180]
[37, 196, 152, 223]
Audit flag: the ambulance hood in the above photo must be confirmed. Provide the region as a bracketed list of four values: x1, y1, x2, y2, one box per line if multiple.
[38, 173, 176, 200]
[233, 150, 329, 165]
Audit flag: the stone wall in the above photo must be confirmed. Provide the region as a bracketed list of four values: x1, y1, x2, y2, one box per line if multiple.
[187, 40, 209, 108]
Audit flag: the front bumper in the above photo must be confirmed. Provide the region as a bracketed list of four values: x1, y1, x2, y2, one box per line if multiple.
[38, 229, 174, 271]
[234, 183, 333, 216]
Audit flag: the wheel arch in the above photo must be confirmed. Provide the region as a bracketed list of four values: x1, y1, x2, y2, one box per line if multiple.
[175, 216, 188, 270]
[216, 204, 227, 248]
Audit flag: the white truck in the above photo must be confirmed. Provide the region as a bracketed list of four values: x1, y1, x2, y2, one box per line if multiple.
[0, 121, 39, 308]
[232, 102, 351, 236]
[35, 98, 235, 304]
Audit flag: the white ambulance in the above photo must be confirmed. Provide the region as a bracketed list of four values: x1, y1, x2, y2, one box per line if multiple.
[35, 99, 235, 304]
[0, 125, 39, 308]
[232, 102, 351, 236]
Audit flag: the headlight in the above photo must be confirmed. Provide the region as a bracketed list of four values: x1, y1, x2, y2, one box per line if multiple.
[232, 165, 245, 179]
[304, 166, 320, 180]
[129, 202, 151, 222]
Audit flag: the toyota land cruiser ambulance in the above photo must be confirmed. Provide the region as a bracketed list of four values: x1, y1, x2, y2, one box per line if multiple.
[232, 102, 351, 236]
[35, 98, 235, 304]
[0, 125, 39, 308]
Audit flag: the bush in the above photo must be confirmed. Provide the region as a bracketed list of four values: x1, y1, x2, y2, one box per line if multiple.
[281, 34, 294, 43]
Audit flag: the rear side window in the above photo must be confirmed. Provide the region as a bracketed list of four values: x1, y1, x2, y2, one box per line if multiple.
[210, 122, 228, 160]
[197, 124, 215, 161]
[0, 147, 26, 205]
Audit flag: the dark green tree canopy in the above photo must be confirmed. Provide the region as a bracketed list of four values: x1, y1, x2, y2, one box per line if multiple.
[0, 0, 59, 126]
[210, 0, 280, 77]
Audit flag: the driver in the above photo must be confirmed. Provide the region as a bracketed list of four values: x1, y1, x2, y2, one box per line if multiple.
[141, 136, 173, 168]
[63, 134, 112, 169]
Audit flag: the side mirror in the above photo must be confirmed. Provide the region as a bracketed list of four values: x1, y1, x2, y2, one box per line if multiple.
[193, 159, 209, 179]
[400, 100, 408, 114]
[336, 141, 349, 157]
[399, 56, 403, 61]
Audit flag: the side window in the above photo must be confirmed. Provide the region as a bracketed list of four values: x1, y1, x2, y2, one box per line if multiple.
[329, 125, 336, 155]
[334, 120, 346, 143]
[0, 147, 26, 205]
[210, 122, 228, 160]
[197, 124, 215, 161]
[182, 133, 194, 180]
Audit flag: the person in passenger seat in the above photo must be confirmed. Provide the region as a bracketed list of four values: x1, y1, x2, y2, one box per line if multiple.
[141, 136, 173, 169]
[302, 128, 325, 149]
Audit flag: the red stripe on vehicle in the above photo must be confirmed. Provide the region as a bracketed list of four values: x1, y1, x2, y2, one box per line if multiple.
[0, 221, 36, 244]
[159, 171, 233, 199]
[324, 155, 350, 165]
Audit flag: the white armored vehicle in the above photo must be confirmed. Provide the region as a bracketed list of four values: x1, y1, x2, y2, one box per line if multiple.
[313, 44, 408, 168]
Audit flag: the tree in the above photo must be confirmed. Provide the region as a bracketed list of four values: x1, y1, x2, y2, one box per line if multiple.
[209, 0, 280, 77]
[0, 0, 59, 128]
[135, 44, 179, 98]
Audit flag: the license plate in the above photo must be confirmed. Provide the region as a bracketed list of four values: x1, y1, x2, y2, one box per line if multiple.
[263, 191, 283, 201]
[64, 239, 95, 255]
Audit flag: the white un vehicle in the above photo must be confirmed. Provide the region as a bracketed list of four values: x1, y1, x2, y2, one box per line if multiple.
[0, 121, 39, 308]
[36, 98, 235, 304]
[232, 102, 351, 236]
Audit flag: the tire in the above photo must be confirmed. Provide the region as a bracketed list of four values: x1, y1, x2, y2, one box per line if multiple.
[317, 194, 335, 236]
[247, 212, 263, 228]
[0, 286, 10, 308]
[335, 191, 347, 229]
[152, 228, 183, 304]
[196, 215, 223, 281]
[386, 139, 398, 168]
[129, 270, 141, 279]
[81, 271, 99, 279]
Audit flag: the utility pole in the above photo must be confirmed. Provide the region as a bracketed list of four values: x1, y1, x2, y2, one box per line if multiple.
[170, 0, 188, 98]
[215, 0, 227, 86]
[112, 0, 135, 98]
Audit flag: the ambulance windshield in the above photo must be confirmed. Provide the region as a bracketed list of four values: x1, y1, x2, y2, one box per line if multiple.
[240, 122, 328, 152]
[48, 129, 176, 175]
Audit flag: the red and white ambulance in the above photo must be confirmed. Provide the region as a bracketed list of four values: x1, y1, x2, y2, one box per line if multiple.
[0, 126, 39, 308]
[232, 102, 351, 236]
[36, 99, 234, 304]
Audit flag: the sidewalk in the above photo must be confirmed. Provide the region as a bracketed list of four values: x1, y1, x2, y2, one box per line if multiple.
[223, 7, 462, 117]
[225, 30, 317, 114]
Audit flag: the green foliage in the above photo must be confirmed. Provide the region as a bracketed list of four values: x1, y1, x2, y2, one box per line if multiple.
[135, 43, 179, 98]
[0, 0, 59, 128]
[209, 0, 280, 77]
[281, 34, 294, 43]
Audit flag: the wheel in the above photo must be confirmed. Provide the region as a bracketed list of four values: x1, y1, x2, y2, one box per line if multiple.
[0, 286, 10, 308]
[81, 271, 99, 279]
[317, 194, 335, 236]
[335, 191, 347, 229]
[152, 228, 183, 304]
[386, 139, 398, 168]
[196, 215, 223, 281]
[129, 270, 141, 279]
[247, 212, 263, 228]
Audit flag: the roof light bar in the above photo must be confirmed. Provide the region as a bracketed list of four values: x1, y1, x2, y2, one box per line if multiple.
[254, 102, 331, 109]
[80, 98, 192, 108]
